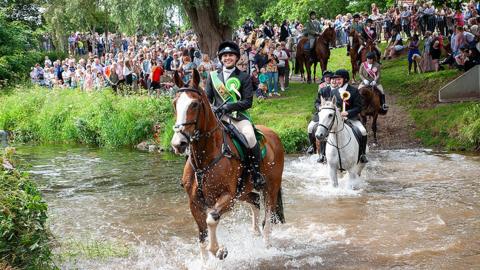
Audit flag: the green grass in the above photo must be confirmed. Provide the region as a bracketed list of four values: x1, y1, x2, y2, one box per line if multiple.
[1, 44, 477, 152]
[251, 83, 316, 152]
[56, 238, 131, 262]
[0, 87, 174, 149]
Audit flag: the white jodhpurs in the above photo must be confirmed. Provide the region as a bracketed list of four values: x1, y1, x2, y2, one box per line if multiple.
[349, 119, 367, 136]
[359, 83, 384, 94]
[307, 120, 318, 134]
[222, 116, 257, 148]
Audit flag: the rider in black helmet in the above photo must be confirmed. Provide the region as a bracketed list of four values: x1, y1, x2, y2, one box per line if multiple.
[204, 40, 266, 190]
[307, 70, 334, 163]
[329, 69, 368, 163]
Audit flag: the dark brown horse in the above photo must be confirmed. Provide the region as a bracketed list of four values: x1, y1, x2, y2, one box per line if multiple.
[295, 26, 336, 83]
[349, 30, 377, 81]
[359, 85, 386, 144]
[171, 69, 285, 260]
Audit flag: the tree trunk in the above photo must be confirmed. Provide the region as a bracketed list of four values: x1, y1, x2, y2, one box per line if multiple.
[182, 0, 233, 58]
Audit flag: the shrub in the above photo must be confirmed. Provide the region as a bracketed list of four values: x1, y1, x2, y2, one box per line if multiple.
[0, 148, 54, 269]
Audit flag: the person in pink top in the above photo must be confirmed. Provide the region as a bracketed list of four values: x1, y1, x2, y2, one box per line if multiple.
[454, 9, 465, 27]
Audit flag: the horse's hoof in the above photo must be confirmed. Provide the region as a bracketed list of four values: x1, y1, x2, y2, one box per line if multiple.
[216, 247, 228, 260]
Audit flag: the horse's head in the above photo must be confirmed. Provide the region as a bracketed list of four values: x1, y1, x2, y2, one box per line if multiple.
[171, 69, 211, 154]
[315, 96, 339, 141]
[321, 25, 336, 48]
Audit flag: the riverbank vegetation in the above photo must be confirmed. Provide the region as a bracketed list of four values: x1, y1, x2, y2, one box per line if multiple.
[0, 87, 174, 149]
[1, 47, 478, 152]
[0, 148, 55, 269]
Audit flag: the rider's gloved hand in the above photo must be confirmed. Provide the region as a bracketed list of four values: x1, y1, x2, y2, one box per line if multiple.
[219, 103, 234, 114]
[363, 79, 369, 85]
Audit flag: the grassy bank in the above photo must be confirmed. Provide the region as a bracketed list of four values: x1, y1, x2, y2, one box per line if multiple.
[1, 45, 478, 152]
[0, 148, 55, 269]
[378, 53, 479, 151]
[0, 87, 174, 149]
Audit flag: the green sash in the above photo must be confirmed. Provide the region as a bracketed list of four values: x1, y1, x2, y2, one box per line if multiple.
[210, 71, 251, 120]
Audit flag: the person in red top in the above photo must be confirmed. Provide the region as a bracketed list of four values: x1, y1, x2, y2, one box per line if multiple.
[150, 60, 164, 92]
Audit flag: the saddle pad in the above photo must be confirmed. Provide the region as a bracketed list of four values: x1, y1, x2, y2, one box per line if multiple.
[225, 122, 266, 161]
[345, 120, 363, 162]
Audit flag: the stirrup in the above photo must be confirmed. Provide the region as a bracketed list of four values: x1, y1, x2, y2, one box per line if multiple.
[360, 154, 369, 163]
[382, 104, 389, 110]
[306, 145, 315, 154]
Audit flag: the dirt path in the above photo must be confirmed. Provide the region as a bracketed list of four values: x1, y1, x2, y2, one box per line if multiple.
[289, 75, 421, 149]
[367, 93, 421, 150]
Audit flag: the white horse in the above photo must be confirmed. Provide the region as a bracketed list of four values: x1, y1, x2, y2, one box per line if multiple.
[315, 97, 366, 187]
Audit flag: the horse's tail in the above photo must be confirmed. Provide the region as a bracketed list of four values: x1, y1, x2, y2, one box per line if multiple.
[274, 188, 285, 224]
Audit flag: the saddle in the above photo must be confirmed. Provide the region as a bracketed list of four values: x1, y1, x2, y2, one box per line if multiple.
[345, 120, 363, 163]
[222, 121, 267, 162]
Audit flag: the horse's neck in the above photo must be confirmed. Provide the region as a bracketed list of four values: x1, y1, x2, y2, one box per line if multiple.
[190, 102, 223, 166]
[329, 111, 349, 142]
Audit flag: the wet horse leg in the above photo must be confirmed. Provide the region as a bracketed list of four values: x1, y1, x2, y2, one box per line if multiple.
[372, 113, 378, 144]
[189, 200, 208, 261]
[328, 162, 339, 187]
[244, 192, 261, 236]
[206, 193, 234, 259]
[262, 187, 278, 247]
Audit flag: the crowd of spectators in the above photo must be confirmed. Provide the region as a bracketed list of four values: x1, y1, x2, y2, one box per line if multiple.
[31, 1, 480, 96]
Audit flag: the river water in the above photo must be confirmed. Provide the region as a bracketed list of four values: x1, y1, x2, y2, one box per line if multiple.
[16, 145, 480, 269]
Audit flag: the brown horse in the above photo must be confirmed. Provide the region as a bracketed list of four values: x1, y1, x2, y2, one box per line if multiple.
[349, 30, 377, 81]
[295, 26, 336, 83]
[359, 85, 386, 144]
[170, 69, 285, 260]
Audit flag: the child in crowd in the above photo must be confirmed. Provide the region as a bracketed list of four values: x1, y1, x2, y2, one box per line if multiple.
[407, 34, 421, 74]
[257, 68, 268, 99]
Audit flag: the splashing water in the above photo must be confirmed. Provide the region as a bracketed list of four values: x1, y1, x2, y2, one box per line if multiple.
[16, 146, 480, 269]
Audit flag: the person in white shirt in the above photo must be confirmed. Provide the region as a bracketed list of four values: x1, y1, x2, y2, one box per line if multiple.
[274, 43, 289, 91]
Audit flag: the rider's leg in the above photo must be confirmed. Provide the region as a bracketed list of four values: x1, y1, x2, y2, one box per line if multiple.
[307, 121, 318, 154]
[235, 119, 265, 190]
[377, 84, 388, 110]
[350, 119, 368, 163]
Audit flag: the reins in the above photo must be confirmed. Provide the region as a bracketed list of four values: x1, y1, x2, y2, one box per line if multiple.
[174, 87, 240, 201]
[318, 106, 353, 171]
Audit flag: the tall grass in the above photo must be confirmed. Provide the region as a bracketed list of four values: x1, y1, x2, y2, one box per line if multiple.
[0, 87, 174, 149]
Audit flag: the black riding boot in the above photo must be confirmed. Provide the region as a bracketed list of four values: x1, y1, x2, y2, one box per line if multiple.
[317, 141, 327, 163]
[380, 93, 389, 111]
[306, 132, 317, 154]
[251, 143, 266, 190]
[359, 135, 368, 163]
[346, 44, 350, 56]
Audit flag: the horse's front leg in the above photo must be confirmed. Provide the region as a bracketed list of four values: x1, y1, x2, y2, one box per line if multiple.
[328, 163, 339, 188]
[207, 193, 234, 260]
[372, 113, 378, 145]
[189, 200, 208, 261]
[245, 192, 261, 236]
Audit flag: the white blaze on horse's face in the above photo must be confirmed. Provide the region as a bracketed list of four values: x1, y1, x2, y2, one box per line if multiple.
[171, 92, 194, 154]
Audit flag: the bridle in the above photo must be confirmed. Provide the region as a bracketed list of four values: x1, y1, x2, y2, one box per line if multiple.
[173, 87, 239, 200]
[318, 104, 352, 171]
[173, 87, 220, 142]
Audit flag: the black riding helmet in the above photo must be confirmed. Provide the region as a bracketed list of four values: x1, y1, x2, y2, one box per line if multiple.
[322, 70, 334, 81]
[366, 51, 376, 59]
[332, 69, 350, 83]
[217, 40, 240, 60]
